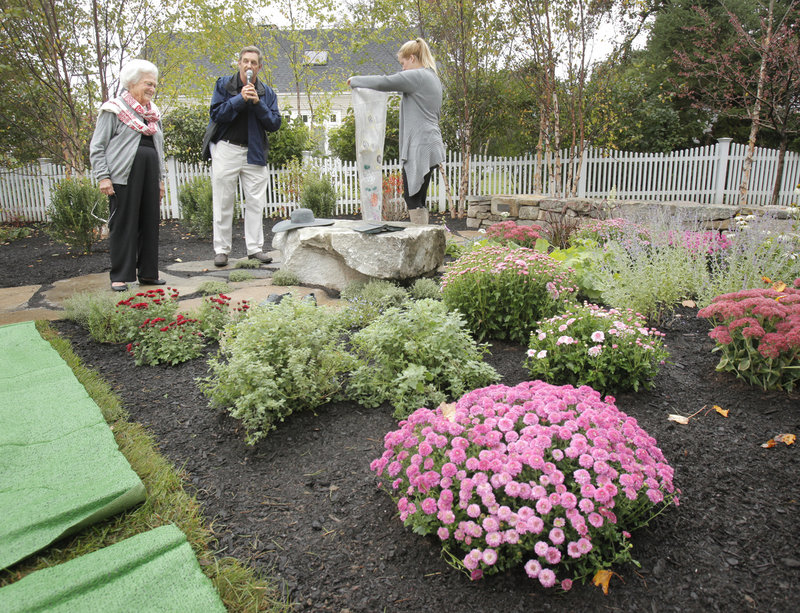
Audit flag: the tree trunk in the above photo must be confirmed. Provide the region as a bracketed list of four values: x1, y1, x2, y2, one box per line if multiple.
[771, 135, 788, 206]
[738, 0, 774, 206]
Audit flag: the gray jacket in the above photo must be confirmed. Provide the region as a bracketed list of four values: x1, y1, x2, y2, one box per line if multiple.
[349, 68, 445, 196]
[89, 97, 166, 185]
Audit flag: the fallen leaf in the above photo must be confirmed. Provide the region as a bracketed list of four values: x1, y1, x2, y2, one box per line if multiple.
[175, 258, 183, 262]
[762, 276, 773, 284]
[592, 569, 620, 595]
[713, 405, 729, 418]
[667, 414, 690, 425]
[681, 299, 696, 307]
[761, 434, 795, 448]
[773, 281, 787, 292]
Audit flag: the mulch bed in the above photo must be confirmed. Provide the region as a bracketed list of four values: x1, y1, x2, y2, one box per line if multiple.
[3, 215, 799, 611]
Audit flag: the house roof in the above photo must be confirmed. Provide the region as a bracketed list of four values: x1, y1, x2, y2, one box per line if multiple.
[262, 28, 409, 94]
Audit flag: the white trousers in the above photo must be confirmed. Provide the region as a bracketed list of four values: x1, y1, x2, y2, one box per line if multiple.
[211, 140, 268, 255]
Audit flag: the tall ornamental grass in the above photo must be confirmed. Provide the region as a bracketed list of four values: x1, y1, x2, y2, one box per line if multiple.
[441, 246, 578, 344]
[697, 278, 800, 392]
[371, 381, 679, 589]
[698, 214, 800, 306]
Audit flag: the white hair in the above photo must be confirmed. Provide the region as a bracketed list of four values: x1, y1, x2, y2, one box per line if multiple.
[119, 59, 159, 89]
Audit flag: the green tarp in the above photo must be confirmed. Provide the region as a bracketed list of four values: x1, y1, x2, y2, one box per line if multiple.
[0, 524, 226, 612]
[0, 321, 146, 570]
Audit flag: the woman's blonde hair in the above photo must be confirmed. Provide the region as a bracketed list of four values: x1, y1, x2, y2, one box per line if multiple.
[398, 38, 437, 73]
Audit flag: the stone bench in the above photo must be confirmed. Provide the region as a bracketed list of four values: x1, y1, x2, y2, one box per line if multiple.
[271, 220, 446, 294]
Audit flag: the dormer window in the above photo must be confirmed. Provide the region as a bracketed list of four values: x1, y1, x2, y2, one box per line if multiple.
[303, 50, 327, 65]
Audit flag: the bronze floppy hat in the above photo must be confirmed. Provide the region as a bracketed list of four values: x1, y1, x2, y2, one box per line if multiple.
[273, 208, 335, 233]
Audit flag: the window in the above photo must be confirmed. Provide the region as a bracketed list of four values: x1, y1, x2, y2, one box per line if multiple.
[303, 50, 327, 66]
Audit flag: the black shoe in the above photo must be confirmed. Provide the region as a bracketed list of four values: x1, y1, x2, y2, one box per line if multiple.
[214, 253, 228, 267]
[248, 252, 273, 264]
[111, 283, 128, 292]
[138, 277, 166, 285]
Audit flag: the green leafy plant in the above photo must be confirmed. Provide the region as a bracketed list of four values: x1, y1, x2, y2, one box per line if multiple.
[178, 176, 213, 237]
[198, 293, 251, 342]
[300, 173, 337, 218]
[47, 177, 108, 253]
[697, 278, 800, 392]
[347, 299, 500, 419]
[525, 302, 670, 394]
[548, 240, 608, 302]
[572, 218, 651, 247]
[0, 224, 31, 242]
[371, 381, 679, 587]
[200, 297, 357, 444]
[271, 268, 301, 286]
[338, 280, 410, 328]
[441, 246, 578, 344]
[127, 312, 205, 366]
[162, 104, 208, 164]
[410, 277, 441, 301]
[196, 280, 232, 296]
[229, 270, 255, 282]
[234, 258, 261, 269]
[63, 290, 128, 343]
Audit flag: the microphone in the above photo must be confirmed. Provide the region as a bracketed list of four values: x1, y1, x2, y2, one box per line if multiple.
[246, 69, 253, 84]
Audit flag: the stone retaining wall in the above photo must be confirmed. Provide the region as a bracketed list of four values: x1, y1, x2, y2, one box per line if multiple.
[466, 195, 794, 231]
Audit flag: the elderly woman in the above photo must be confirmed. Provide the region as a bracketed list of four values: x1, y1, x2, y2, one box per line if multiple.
[90, 59, 166, 291]
[348, 38, 445, 225]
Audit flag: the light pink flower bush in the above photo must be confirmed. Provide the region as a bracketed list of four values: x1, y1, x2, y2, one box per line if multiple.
[485, 220, 543, 249]
[371, 381, 680, 588]
[441, 246, 578, 344]
[525, 302, 669, 394]
[697, 278, 800, 391]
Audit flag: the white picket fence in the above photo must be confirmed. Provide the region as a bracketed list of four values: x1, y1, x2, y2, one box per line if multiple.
[2, 138, 798, 222]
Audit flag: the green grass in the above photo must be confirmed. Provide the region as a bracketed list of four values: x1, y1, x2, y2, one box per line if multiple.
[0, 321, 289, 613]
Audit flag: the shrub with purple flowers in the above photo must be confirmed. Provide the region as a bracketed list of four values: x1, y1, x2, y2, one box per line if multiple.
[697, 278, 800, 391]
[371, 381, 679, 588]
[441, 246, 578, 344]
[485, 220, 544, 250]
[525, 303, 669, 394]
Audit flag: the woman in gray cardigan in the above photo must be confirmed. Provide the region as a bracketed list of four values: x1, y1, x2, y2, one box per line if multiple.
[348, 38, 446, 225]
[90, 59, 166, 291]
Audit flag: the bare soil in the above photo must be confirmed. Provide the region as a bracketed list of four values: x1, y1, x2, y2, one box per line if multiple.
[3, 216, 799, 612]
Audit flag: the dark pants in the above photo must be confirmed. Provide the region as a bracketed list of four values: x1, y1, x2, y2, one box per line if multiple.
[109, 143, 160, 283]
[402, 167, 434, 210]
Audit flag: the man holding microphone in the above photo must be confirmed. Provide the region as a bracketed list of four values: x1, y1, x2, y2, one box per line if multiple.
[205, 46, 281, 267]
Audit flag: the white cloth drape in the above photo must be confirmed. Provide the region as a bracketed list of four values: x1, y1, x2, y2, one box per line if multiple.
[352, 87, 388, 221]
